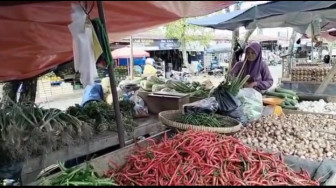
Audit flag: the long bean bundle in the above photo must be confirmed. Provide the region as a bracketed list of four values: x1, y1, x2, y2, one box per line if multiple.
[177, 113, 222, 127]
[40, 162, 118, 186]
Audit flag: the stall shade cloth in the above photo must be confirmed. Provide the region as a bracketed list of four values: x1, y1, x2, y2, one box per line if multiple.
[112, 47, 149, 59]
[187, 1, 336, 31]
[244, 9, 336, 37]
[0, 1, 234, 82]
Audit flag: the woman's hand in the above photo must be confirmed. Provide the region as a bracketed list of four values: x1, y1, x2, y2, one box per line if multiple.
[244, 82, 258, 88]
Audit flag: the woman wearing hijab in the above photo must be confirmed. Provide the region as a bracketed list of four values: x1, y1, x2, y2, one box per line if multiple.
[231, 42, 273, 92]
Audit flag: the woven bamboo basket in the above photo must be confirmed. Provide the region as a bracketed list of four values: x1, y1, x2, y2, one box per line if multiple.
[159, 110, 242, 134]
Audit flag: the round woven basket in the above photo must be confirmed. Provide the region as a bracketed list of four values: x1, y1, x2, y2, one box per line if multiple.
[159, 110, 242, 134]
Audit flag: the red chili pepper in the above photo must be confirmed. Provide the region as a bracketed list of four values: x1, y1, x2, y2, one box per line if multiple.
[105, 130, 320, 186]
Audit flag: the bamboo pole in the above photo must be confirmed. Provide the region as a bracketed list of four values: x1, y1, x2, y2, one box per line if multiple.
[130, 36, 134, 80]
[97, 1, 125, 148]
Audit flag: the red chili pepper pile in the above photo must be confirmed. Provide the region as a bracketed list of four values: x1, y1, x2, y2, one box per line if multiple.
[105, 130, 320, 186]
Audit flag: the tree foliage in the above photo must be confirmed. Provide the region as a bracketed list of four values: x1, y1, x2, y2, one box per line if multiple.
[164, 18, 214, 48]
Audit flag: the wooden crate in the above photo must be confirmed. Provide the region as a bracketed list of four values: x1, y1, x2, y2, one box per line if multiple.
[30, 129, 174, 185]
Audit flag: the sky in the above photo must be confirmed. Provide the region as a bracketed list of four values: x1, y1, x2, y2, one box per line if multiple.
[141, 1, 293, 42]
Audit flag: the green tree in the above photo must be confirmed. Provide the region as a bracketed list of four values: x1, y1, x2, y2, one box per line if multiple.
[164, 18, 214, 70]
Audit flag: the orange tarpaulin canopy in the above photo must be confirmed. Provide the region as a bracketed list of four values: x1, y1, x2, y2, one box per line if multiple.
[0, 1, 235, 82]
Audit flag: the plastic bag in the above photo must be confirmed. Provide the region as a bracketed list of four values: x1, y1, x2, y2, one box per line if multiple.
[214, 89, 242, 112]
[237, 88, 263, 123]
[129, 92, 149, 118]
[68, 4, 98, 87]
[183, 97, 219, 114]
[81, 84, 104, 106]
[213, 88, 244, 120]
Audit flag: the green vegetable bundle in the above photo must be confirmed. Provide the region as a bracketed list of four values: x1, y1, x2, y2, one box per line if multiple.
[40, 162, 118, 186]
[0, 101, 92, 165]
[177, 113, 223, 127]
[166, 80, 211, 97]
[66, 101, 136, 134]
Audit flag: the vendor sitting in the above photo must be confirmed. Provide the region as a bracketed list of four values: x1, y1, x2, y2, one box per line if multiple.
[231, 42, 273, 92]
[143, 57, 157, 77]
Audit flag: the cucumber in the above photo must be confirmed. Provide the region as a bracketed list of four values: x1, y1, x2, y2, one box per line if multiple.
[264, 91, 289, 99]
[283, 101, 291, 106]
[275, 87, 297, 96]
[284, 98, 298, 106]
[281, 104, 298, 110]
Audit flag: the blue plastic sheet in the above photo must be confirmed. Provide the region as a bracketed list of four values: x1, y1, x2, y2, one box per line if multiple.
[81, 84, 104, 106]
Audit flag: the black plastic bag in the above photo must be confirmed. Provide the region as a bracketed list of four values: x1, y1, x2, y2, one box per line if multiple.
[212, 87, 243, 120]
[213, 89, 241, 113]
[217, 105, 244, 122]
[183, 97, 219, 114]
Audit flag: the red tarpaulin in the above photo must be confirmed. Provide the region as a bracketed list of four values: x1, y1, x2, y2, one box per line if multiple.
[0, 1, 235, 81]
[112, 47, 149, 59]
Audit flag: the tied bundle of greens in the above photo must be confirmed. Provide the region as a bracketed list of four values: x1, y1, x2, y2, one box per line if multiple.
[0, 100, 92, 165]
[40, 162, 118, 186]
[221, 59, 250, 96]
[66, 101, 136, 134]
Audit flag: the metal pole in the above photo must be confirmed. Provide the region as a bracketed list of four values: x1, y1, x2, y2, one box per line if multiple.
[130, 36, 134, 80]
[97, 1, 125, 148]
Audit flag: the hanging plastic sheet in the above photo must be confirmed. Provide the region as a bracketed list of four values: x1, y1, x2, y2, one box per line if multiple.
[68, 4, 99, 87]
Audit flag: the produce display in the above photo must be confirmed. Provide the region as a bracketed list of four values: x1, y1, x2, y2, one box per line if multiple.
[291, 66, 336, 82]
[218, 72, 250, 96]
[296, 99, 336, 115]
[177, 113, 222, 127]
[139, 75, 212, 98]
[0, 102, 93, 165]
[140, 76, 165, 92]
[40, 162, 118, 186]
[66, 101, 136, 133]
[105, 130, 319, 186]
[264, 87, 299, 110]
[235, 114, 336, 161]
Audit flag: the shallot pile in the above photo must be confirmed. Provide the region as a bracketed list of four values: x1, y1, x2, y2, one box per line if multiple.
[105, 130, 319, 186]
[236, 114, 336, 161]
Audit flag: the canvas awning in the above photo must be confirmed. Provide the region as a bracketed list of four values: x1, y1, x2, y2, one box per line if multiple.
[187, 1, 336, 31]
[0, 1, 235, 81]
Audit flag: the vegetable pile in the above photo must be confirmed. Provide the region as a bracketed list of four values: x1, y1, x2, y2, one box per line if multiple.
[235, 114, 336, 161]
[40, 162, 118, 186]
[291, 66, 333, 82]
[105, 130, 319, 186]
[66, 101, 136, 133]
[0, 102, 92, 165]
[177, 113, 222, 127]
[264, 87, 299, 110]
[140, 76, 212, 98]
[296, 99, 336, 115]
[166, 80, 211, 98]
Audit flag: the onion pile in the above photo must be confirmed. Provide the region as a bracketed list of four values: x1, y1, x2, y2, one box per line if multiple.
[296, 100, 336, 115]
[235, 114, 336, 161]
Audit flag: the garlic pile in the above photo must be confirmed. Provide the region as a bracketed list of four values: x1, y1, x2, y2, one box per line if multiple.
[296, 100, 336, 115]
[235, 114, 336, 161]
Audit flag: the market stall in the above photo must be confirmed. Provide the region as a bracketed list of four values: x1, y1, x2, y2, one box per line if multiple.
[34, 129, 336, 186]
[0, 1, 237, 185]
[187, 1, 336, 97]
